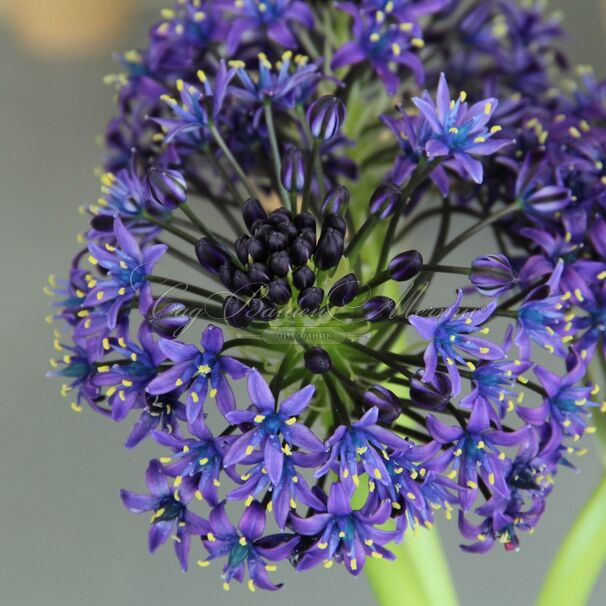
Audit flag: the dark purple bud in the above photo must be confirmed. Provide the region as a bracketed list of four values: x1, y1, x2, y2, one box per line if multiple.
[242, 198, 267, 232]
[322, 213, 347, 236]
[276, 220, 299, 240]
[234, 235, 249, 265]
[410, 371, 451, 411]
[146, 166, 187, 209]
[248, 262, 272, 284]
[290, 236, 315, 266]
[328, 273, 359, 307]
[388, 250, 424, 282]
[363, 296, 395, 322]
[471, 254, 517, 297]
[232, 270, 255, 297]
[293, 266, 315, 290]
[235, 235, 267, 264]
[314, 228, 344, 270]
[269, 208, 293, 226]
[307, 95, 346, 140]
[195, 238, 230, 275]
[218, 262, 235, 289]
[268, 279, 291, 305]
[298, 287, 324, 312]
[294, 212, 316, 232]
[248, 297, 277, 321]
[269, 251, 291, 277]
[90, 214, 115, 233]
[299, 227, 317, 247]
[362, 385, 401, 424]
[369, 183, 401, 219]
[223, 296, 250, 328]
[281, 145, 305, 192]
[304, 348, 332, 374]
[144, 298, 189, 339]
[322, 186, 350, 215]
[266, 230, 289, 252]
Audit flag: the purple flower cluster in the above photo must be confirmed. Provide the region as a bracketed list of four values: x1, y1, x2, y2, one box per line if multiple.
[47, 0, 606, 593]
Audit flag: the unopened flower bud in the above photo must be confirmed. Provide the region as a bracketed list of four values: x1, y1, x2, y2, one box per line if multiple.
[294, 212, 316, 232]
[322, 213, 347, 236]
[223, 296, 250, 329]
[471, 254, 517, 297]
[242, 198, 267, 232]
[388, 250, 424, 282]
[363, 296, 395, 322]
[268, 279, 291, 305]
[146, 166, 187, 209]
[369, 183, 401, 219]
[290, 236, 315, 266]
[307, 95, 346, 140]
[195, 238, 230, 275]
[362, 385, 401, 423]
[248, 262, 272, 284]
[269, 251, 291, 277]
[293, 266, 315, 290]
[266, 230, 289, 252]
[328, 273, 359, 307]
[298, 287, 324, 312]
[281, 146, 306, 192]
[410, 371, 452, 411]
[322, 186, 350, 215]
[314, 228, 344, 270]
[248, 297, 277, 321]
[304, 348, 332, 374]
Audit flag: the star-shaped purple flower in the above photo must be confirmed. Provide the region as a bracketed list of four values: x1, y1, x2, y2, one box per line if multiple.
[412, 73, 512, 183]
[409, 289, 505, 395]
[290, 482, 400, 575]
[146, 324, 250, 424]
[120, 459, 209, 571]
[84, 217, 167, 329]
[315, 406, 410, 489]
[201, 501, 298, 591]
[223, 370, 324, 483]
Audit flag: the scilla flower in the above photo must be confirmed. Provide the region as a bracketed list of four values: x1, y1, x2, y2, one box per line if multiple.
[48, 0, 606, 596]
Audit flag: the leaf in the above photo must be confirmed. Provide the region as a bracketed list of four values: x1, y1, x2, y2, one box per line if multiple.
[536, 474, 606, 606]
[366, 529, 459, 606]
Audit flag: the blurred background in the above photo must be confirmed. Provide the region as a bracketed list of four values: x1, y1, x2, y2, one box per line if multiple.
[1, 1, 605, 605]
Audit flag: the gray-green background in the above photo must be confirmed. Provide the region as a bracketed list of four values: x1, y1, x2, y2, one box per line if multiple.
[1, 1, 605, 604]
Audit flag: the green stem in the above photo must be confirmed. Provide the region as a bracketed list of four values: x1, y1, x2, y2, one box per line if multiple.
[180, 202, 215, 240]
[344, 214, 378, 258]
[301, 139, 319, 214]
[422, 264, 469, 276]
[210, 123, 259, 200]
[434, 200, 520, 262]
[537, 474, 606, 606]
[148, 275, 217, 300]
[376, 159, 442, 273]
[144, 212, 198, 246]
[263, 101, 291, 209]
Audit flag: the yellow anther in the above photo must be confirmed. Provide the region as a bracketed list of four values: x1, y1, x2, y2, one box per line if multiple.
[484, 102, 493, 115]
[254, 414, 265, 423]
[197, 559, 210, 567]
[568, 126, 581, 138]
